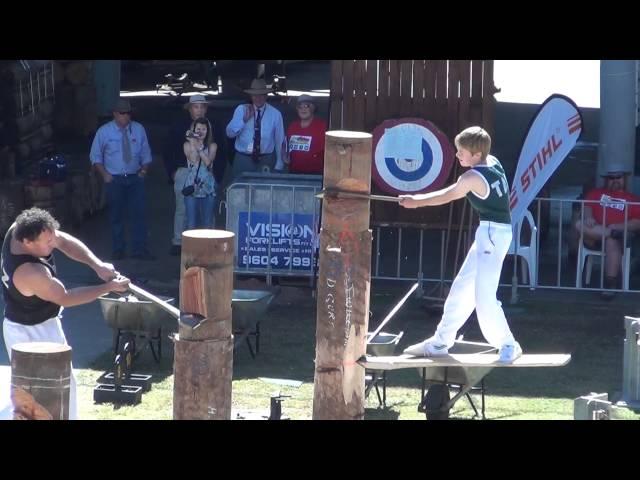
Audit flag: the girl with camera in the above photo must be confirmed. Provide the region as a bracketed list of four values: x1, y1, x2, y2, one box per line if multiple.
[182, 118, 218, 229]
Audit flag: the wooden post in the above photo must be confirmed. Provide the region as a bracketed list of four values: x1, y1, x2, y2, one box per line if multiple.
[11, 342, 71, 420]
[173, 230, 235, 420]
[312, 131, 373, 420]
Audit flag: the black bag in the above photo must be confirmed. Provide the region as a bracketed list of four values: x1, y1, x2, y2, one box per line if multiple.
[181, 157, 202, 197]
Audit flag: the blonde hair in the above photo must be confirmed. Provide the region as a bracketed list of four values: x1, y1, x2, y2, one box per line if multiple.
[455, 126, 491, 161]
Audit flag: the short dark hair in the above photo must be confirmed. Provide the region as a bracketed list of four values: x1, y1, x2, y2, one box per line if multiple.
[14, 208, 60, 242]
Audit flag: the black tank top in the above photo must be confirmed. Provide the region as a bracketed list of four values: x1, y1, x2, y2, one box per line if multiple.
[1, 225, 61, 325]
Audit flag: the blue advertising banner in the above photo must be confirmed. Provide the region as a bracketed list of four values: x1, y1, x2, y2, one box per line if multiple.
[237, 211, 316, 270]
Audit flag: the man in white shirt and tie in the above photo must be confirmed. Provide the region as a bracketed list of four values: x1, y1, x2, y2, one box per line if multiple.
[226, 79, 286, 180]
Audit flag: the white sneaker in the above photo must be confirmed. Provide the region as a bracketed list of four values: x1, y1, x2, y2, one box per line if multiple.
[498, 342, 522, 363]
[403, 337, 449, 357]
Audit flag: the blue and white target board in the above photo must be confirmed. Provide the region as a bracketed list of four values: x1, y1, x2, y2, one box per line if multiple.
[371, 118, 455, 195]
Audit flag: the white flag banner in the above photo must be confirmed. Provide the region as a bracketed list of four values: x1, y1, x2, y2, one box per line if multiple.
[509, 94, 584, 226]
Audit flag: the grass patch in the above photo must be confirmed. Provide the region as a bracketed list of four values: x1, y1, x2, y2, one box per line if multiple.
[75, 285, 640, 420]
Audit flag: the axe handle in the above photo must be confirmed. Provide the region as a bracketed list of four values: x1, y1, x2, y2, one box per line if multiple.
[316, 190, 400, 202]
[367, 282, 419, 343]
[128, 283, 180, 320]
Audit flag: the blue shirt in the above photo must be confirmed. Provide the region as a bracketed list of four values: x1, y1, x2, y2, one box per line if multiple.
[226, 103, 285, 168]
[90, 120, 153, 175]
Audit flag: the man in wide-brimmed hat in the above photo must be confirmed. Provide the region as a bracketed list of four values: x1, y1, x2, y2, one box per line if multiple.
[90, 98, 155, 261]
[226, 79, 286, 179]
[163, 94, 227, 256]
[575, 163, 640, 298]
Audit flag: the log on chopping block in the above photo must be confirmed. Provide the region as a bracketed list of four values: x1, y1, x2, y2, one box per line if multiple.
[11, 342, 72, 420]
[313, 131, 373, 420]
[173, 229, 235, 420]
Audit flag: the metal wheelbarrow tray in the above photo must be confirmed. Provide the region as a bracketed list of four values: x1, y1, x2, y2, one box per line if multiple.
[364, 331, 404, 407]
[98, 294, 177, 332]
[360, 339, 571, 420]
[232, 289, 277, 358]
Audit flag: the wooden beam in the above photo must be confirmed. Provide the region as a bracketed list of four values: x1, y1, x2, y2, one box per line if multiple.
[11, 342, 71, 420]
[313, 131, 373, 420]
[173, 230, 235, 420]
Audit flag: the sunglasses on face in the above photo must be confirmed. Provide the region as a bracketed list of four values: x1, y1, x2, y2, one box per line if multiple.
[607, 175, 623, 180]
[297, 103, 312, 109]
[118, 111, 131, 115]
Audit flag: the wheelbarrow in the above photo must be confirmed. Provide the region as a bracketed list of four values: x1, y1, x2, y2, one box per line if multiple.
[415, 340, 496, 420]
[98, 293, 177, 363]
[365, 331, 404, 407]
[360, 339, 571, 420]
[232, 289, 277, 358]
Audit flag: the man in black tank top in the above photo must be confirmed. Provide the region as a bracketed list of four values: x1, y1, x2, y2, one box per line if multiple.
[1, 208, 130, 419]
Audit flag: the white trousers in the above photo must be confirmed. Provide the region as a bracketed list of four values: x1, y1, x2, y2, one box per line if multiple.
[432, 221, 517, 349]
[3, 316, 78, 420]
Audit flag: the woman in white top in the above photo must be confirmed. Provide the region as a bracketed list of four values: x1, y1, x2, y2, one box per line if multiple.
[182, 118, 218, 229]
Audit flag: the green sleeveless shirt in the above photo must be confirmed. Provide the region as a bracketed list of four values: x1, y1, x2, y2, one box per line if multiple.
[465, 155, 512, 225]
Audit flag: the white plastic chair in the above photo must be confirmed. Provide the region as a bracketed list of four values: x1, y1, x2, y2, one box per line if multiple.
[576, 240, 630, 290]
[507, 209, 538, 289]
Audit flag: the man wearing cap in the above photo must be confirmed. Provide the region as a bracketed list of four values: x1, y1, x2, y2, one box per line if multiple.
[226, 79, 286, 180]
[575, 165, 640, 297]
[285, 94, 327, 175]
[163, 95, 227, 256]
[90, 98, 155, 261]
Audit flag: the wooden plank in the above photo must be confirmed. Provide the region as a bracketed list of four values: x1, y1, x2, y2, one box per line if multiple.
[365, 60, 378, 131]
[434, 60, 448, 134]
[458, 59, 471, 130]
[353, 60, 366, 131]
[399, 60, 413, 116]
[377, 60, 390, 123]
[329, 60, 343, 130]
[482, 60, 496, 137]
[424, 60, 436, 120]
[342, 60, 355, 130]
[447, 60, 459, 137]
[388, 60, 400, 118]
[412, 60, 425, 117]
[360, 353, 572, 371]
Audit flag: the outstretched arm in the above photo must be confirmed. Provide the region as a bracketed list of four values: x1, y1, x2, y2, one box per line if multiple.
[399, 171, 486, 208]
[13, 263, 129, 308]
[53, 230, 117, 282]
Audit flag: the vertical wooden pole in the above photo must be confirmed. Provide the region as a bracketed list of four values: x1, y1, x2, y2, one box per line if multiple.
[173, 230, 235, 420]
[11, 342, 71, 420]
[312, 131, 373, 420]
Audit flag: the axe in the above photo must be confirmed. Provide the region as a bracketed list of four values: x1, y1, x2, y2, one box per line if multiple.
[315, 188, 400, 203]
[121, 280, 205, 332]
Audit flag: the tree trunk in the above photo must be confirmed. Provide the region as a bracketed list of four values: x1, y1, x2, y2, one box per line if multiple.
[11, 342, 72, 420]
[173, 230, 235, 420]
[312, 131, 373, 420]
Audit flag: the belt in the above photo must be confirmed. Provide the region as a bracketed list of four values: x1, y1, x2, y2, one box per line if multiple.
[111, 173, 139, 178]
[236, 150, 273, 157]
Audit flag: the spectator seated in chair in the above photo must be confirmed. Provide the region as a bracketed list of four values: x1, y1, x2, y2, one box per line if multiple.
[574, 165, 640, 298]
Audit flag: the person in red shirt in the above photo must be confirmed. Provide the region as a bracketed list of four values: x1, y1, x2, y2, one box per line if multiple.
[285, 94, 327, 174]
[575, 166, 640, 297]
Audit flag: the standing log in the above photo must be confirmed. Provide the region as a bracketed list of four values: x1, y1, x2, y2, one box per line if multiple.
[173, 230, 235, 420]
[312, 131, 373, 420]
[11, 342, 71, 420]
